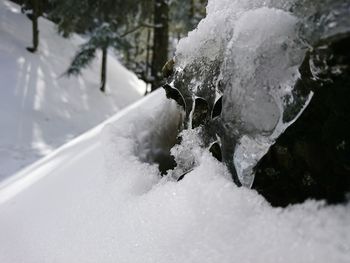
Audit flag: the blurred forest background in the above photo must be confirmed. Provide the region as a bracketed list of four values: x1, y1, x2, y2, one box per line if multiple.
[11, 0, 207, 92]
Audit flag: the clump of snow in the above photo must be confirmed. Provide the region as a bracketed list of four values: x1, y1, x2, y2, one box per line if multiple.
[175, 0, 295, 67]
[169, 128, 204, 179]
[0, 90, 349, 263]
[0, 0, 145, 180]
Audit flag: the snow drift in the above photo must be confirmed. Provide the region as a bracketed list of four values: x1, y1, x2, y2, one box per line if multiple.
[0, 90, 349, 263]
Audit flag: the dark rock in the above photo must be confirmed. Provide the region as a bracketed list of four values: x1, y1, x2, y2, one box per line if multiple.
[191, 97, 210, 129]
[209, 142, 222, 162]
[211, 96, 222, 119]
[254, 33, 350, 207]
[163, 84, 186, 111]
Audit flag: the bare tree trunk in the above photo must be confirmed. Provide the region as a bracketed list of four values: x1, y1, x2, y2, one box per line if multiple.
[189, 0, 195, 21]
[100, 47, 107, 93]
[144, 25, 152, 95]
[146, 27, 151, 76]
[151, 0, 169, 91]
[27, 0, 39, 53]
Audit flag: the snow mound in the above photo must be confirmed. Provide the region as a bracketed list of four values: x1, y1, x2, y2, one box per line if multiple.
[0, 90, 349, 263]
[0, 0, 145, 180]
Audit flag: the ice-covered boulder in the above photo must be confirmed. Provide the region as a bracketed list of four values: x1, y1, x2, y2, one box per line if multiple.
[254, 31, 350, 206]
[164, 0, 350, 190]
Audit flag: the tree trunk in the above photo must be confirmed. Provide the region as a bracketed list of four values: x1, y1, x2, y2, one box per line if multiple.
[151, 0, 169, 91]
[189, 0, 195, 21]
[100, 47, 107, 93]
[27, 0, 39, 53]
[146, 26, 151, 76]
[144, 26, 152, 95]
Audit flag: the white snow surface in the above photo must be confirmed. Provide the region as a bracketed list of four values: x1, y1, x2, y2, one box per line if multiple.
[0, 0, 350, 262]
[0, 0, 145, 180]
[0, 90, 349, 263]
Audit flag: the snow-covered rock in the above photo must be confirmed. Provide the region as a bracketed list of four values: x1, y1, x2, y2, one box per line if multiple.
[172, 0, 349, 187]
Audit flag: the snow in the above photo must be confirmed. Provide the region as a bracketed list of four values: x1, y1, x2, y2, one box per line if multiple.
[0, 90, 349, 263]
[0, 0, 349, 262]
[0, 0, 145, 181]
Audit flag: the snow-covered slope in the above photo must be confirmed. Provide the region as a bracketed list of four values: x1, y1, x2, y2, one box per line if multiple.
[0, 90, 349, 263]
[0, 0, 145, 180]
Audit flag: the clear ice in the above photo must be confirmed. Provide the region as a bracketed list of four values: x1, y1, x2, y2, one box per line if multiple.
[171, 0, 350, 186]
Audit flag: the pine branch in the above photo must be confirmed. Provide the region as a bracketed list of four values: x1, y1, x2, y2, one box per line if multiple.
[66, 43, 96, 76]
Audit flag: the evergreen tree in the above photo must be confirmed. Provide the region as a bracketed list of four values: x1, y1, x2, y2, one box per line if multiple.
[52, 0, 144, 93]
[149, 0, 207, 91]
[169, 0, 207, 41]
[114, 0, 153, 89]
[50, 0, 206, 93]
[118, 0, 207, 94]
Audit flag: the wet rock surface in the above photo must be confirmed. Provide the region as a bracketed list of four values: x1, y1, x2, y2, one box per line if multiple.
[254, 34, 350, 206]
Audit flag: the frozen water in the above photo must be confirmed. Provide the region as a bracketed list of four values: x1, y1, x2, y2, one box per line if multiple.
[174, 0, 350, 186]
[175, 3, 309, 186]
[220, 7, 308, 186]
[170, 128, 204, 179]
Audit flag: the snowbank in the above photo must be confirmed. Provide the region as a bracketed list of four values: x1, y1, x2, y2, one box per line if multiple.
[0, 0, 145, 180]
[0, 90, 349, 263]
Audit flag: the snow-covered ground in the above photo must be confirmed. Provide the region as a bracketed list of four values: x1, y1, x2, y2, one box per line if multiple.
[0, 90, 349, 263]
[1, 0, 349, 262]
[0, 0, 145, 180]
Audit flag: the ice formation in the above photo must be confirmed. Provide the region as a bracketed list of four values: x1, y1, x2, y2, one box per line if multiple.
[171, 0, 350, 187]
